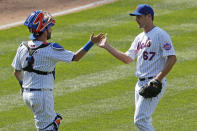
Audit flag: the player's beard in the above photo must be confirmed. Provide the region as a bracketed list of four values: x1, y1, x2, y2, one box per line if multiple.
[137, 19, 147, 29]
[138, 22, 146, 28]
[47, 30, 51, 40]
[137, 21, 143, 28]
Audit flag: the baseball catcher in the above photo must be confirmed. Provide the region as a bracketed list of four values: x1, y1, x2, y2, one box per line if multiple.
[12, 10, 104, 131]
[139, 79, 162, 98]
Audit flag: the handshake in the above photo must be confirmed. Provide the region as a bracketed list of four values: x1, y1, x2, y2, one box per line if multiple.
[89, 33, 109, 49]
[86, 32, 132, 64]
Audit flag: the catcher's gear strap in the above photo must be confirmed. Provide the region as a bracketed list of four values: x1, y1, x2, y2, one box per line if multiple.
[22, 41, 52, 75]
[23, 41, 50, 55]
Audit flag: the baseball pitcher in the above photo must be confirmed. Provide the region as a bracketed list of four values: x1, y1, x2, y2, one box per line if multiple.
[97, 4, 177, 131]
[11, 10, 104, 131]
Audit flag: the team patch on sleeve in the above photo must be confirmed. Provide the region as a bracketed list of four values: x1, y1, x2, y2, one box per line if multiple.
[51, 43, 64, 51]
[163, 42, 172, 50]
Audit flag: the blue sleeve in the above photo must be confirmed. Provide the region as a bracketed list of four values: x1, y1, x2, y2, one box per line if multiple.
[50, 43, 75, 62]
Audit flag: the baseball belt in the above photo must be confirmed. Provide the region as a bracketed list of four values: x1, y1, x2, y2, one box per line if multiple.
[139, 77, 154, 81]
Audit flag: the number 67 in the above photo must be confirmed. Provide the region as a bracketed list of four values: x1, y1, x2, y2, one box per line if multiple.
[143, 51, 156, 60]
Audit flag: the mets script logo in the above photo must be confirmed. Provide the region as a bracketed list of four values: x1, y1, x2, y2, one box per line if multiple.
[137, 37, 151, 52]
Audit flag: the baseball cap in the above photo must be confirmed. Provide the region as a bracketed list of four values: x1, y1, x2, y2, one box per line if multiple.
[130, 4, 154, 17]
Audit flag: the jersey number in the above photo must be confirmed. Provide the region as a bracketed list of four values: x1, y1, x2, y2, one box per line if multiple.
[143, 51, 156, 60]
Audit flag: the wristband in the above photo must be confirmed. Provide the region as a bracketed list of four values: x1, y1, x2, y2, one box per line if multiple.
[19, 80, 23, 87]
[82, 41, 93, 52]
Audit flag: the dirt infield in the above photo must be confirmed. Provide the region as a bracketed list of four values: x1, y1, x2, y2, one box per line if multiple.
[0, 0, 113, 26]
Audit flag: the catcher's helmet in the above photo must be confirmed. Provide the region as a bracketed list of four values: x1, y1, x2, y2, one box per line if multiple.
[24, 10, 55, 39]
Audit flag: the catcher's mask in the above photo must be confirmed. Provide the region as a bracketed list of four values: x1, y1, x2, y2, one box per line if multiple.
[24, 10, 55, 39]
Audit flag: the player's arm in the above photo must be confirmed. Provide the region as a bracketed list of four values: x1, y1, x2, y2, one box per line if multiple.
[72, 33, 104, 61]
[13, 69, 23, 87]
[155, 55, 177, 81]
[12, 46, 24, 87]
[97, 34, 133, 64]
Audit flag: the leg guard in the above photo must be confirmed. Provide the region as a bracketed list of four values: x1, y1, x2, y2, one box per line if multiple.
[41, 113, 63, 131]
[53, 113, 62, 131]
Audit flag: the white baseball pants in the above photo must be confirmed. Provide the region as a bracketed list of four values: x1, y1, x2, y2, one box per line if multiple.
[23, 90, 57, 130]
[134, 78, 167, 131]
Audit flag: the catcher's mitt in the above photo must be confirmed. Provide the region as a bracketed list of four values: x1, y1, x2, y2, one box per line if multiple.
[139, 79, 162, 98]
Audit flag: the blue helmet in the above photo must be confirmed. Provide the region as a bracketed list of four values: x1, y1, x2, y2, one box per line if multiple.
[24, 10, 55, 39]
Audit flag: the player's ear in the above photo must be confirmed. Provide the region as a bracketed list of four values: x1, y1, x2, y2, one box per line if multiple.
[147, 14, 152, 20]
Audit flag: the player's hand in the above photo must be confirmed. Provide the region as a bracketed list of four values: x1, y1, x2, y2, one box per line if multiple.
[90, 33, 104, 44]
[97, 33, 109, 49]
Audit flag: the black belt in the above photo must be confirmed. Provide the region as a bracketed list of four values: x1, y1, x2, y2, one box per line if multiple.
[139, 77, 154, 81]
[23, 88, 52, 91]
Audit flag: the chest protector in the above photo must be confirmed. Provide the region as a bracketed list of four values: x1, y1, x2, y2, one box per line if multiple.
[22, 41, 52, 75]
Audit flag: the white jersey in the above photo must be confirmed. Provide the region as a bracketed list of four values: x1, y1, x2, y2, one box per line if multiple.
[125, 26, 176, 78]
[11, 40, 74, 89]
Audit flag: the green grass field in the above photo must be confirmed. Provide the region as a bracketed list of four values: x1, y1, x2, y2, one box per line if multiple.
[0, 0, 197, 130]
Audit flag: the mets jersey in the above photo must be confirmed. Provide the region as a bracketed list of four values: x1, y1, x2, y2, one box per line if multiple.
[11, 40, 74, 89]
[125, 26, 176, 78]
